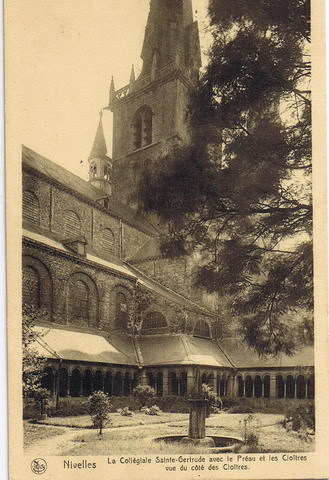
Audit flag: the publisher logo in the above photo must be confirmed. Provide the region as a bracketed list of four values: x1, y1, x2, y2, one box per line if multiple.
[31, 458, 47, 474]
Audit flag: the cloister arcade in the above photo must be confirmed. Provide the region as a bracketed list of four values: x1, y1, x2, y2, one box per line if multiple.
[41, 364, 314, 400]
[41, 365, 139, 398]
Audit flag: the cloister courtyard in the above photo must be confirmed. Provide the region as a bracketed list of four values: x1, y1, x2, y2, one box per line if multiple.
[24, 406, 314, 457]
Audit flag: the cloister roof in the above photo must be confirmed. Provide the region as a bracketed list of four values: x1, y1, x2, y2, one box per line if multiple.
[218, 338, 314, 369]
[32, 326, 137, 366]
[32, 326, 314, 370]
[137, 335, 234, 368]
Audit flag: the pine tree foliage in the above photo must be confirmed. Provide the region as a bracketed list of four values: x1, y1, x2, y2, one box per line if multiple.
[136, 0, 312, 356]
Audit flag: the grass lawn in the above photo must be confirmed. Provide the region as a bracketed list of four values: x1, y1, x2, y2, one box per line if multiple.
[29, 412, 313, 456]
[39, 412, 188, 428]
[24, 422, 65, 449]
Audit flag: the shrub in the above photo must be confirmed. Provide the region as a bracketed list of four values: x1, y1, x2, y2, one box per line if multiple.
[229, 405, 255, 414]
[33, 388, 50, 417]
[118, 407, 133, 416]
[241, 414, 260, 447]
[132, 385, 156, 408]
[202, 384, 222, 417]
[144, 405, 162, 416]
[156, 396, 189, 413]
[221, 396, 240, 409]
[89, 391, 113, 435]
[283, 402, 315, 436]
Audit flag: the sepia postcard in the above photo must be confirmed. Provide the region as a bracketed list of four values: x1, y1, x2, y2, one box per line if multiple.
[6, 0, 328, 479]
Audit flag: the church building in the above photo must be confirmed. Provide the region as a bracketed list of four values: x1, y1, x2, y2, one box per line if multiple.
[22, 0, 314, 403]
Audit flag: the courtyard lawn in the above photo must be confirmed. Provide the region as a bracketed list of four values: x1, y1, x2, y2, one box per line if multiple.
[38, 412, 188, 428]
[24, 422, 65, 449]
[25, 412, 314, 456]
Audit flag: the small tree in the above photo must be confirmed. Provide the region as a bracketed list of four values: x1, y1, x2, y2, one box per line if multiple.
[132, 384, 156, 408]
[22, 305, 46, 398]
[89, 391, 113, 435]
[202, 384, 221, 418]
[33, 388, 50, 418]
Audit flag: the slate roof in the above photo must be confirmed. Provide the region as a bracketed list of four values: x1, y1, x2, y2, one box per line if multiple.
[128, 237, 161, 263]
[124, 262, 215, 316]
[22, 145, 159, 237]
[89, 113, 108, 160]
[32, 323, 314, 370]
[32, 326, 138, 366]
[218, 338, 314, 369]
[23, 227, 136, 279]
[137, 335, 234, 368]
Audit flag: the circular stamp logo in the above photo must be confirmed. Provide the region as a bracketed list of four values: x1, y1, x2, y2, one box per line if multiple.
[31, 458, 47, 475]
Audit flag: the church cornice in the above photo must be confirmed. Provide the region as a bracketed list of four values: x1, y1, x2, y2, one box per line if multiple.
[110, 64, 194, 111]
[23, 236, 136, 282]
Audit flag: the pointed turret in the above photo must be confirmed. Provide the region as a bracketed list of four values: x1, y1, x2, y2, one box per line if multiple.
[108, 76, 115, 109]
[129, 65, 135, 92]
[88, 111, 112, 196]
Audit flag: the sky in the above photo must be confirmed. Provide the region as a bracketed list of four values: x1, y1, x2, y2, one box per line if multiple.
[19, 0, 211, 179]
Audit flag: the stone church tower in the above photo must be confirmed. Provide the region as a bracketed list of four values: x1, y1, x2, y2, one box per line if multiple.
[107, 0, 201, 205]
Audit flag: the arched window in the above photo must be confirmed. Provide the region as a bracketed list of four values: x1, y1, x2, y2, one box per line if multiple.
[23, 266, 41, 308]
[277, 375, 284, 398]
[83, 370, 93, 396]
[254, 375, 262, 398]
[220, 377, 226, 397]
[22, 256, 53, 316]
[264, 375, 270, 398]
[41, 367, 55, 395]
[101, 228, 115, 253]
[67, 273, 98, 327]
[90, 161, 97, 179]
[245, 376, 253, 398]
[169, 372, 178, 395]
[104, 162, 111, 180]
[286, 375, 295, 399]
[115, 292, 129, 330]
[64, 210, 81, 238]
[69, 279, 89, 323]
[94, 370, 104, 392]
[133, 106, 153, 150]
[156, 372, 163, 395]
[104, 371, 113, 395]
[70, 369, 82, 397]
[59, 368, 69, 397]
[193, 320, 211, 339]
[23, 190, 40, 225]
[180, 372, 187, 396]
[307, 375, 314, 399]
[296, 375, 306, 399]
[141, 312, 167, 332]
[237, 375, 244, 397]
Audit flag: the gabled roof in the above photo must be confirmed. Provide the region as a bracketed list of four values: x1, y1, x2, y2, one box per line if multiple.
[218, 338, 314, 369]
[137, 334, 233, 368]
[22, 145, 159, 237]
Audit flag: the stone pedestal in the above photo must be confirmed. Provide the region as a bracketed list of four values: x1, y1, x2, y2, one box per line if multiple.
[188, 398, 208, 439]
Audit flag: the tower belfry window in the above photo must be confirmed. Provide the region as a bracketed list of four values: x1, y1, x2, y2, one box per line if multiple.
[133, 106, 153, 150]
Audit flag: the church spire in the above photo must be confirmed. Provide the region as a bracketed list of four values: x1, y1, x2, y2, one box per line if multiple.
[140, 0, 201, 78]
[89, 110, 107, 160]
[88, 111, 112, 196]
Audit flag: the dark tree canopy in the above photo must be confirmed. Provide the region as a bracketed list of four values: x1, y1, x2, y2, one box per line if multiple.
[135, 0, 312, 356]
